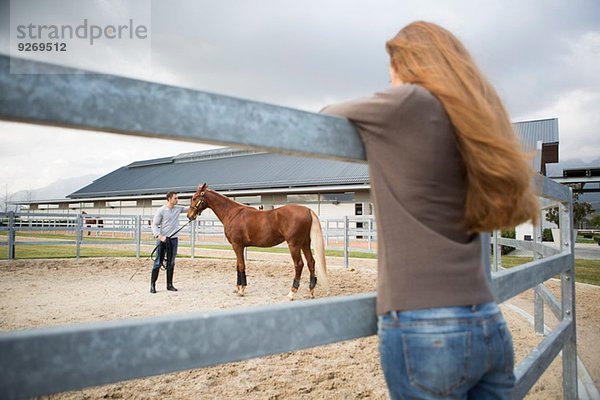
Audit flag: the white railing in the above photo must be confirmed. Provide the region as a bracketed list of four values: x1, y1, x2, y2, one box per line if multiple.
[1, 213, 378, 266]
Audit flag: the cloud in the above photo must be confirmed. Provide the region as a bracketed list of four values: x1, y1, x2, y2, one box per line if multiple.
[526, 89, 600, 162]
[1, 0, 599, 194]
[510, 29, 600, 162]
[0, 122, 216, 193]
[562, 31, 600, 91]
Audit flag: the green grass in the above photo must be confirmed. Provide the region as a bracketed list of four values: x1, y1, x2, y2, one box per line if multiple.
[247, 246, 378, 260]
[576, 237, 599, 244]
[0, 244, 136, 259]
[497, 256, 600, 286]
[573, 259, 600, 286]
[0, 231, 137, 243]
[187, 243, 378, 260]
[0, 242, 377, 261]
[499, 255, 534, 268]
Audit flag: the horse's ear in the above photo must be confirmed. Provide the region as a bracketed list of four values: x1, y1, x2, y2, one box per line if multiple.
[200, 183, 207, 192]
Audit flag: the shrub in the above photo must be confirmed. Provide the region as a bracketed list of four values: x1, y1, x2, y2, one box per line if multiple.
[545, 186, 593, 229]
[542, 228, 553, 242]
[500, 229, 515, 255]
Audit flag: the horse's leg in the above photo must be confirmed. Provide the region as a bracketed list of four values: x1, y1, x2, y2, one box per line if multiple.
[287, 242, 304, 301]
[232, 244, 247, 296]
[302, 243, 317, 298]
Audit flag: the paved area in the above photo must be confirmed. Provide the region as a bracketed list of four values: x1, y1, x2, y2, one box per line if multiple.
[510, 242, 600, 260]
[574, 242, 600, 260]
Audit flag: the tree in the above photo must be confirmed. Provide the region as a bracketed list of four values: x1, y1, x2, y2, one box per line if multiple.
[589, 214, 600, 229]
[545, 184, 594, 228]
[1, 184, 14, 213]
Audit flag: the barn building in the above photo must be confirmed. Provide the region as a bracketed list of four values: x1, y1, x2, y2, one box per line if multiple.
[23, 148, 371, 219]
[19, 118, 560, 221]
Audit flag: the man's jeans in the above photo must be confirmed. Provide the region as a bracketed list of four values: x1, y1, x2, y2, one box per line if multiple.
[152, 237, 178, 270]
[378, 302, 515, 399]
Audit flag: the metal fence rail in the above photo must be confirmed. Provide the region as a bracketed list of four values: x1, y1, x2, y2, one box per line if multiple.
[0, 55, 577, 399]
[0, 293, 377, 400]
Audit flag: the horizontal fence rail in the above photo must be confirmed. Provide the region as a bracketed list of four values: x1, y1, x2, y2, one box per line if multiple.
[0, 56, 577, 399]
[0, 293, 377, 400]
[492, 253, 571, 303]
[0, 55, 365, 162]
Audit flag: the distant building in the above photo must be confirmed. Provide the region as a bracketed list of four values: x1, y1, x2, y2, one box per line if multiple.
[513, 118, 559, 175]
[546, 162, 600, 220]
[20, 148, 371, 218]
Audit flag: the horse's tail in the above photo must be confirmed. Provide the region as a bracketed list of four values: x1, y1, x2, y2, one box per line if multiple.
[309, 210, 329, 293]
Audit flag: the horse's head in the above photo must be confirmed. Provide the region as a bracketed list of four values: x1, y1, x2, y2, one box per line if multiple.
[187, 183, 208, 220]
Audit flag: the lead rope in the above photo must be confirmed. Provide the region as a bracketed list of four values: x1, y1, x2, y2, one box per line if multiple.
[130, 194, 204, 281]
[129, 219, 193, 281]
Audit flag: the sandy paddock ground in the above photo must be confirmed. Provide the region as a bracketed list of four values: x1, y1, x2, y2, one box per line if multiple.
[0, 250, 598, 400]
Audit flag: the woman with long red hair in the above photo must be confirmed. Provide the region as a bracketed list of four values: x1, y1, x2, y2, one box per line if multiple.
[322, 21, 538, 399]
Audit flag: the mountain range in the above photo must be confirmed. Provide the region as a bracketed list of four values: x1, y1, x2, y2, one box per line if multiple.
[6, 174, 99, 203]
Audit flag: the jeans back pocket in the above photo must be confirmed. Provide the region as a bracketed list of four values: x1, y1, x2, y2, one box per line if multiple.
[401, 331, 471, 396]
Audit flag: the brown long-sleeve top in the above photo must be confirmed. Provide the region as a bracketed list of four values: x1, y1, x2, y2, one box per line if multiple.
[321, 84, 494, 315]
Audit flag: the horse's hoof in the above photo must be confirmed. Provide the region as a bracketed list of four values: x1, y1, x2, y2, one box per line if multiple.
[287, 291, 295, 301]
[309, 290, 315, 299]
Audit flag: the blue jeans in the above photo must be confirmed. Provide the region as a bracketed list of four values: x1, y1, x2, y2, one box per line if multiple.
[378, 302, 515, 400]
[152, 237, 179, 271]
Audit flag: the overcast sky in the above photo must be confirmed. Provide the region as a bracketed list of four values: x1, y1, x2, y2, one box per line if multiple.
[1, 0, 599, 195]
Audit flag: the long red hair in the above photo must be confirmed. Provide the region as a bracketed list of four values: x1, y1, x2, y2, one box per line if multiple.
[386, 21, 539, 231]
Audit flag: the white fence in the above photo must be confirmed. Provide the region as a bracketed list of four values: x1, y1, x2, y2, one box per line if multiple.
[0, 54, 577, 399]
[0, 213, 377, 266]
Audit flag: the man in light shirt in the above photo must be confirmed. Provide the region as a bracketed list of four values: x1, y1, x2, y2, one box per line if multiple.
[150, 191, 188, 294]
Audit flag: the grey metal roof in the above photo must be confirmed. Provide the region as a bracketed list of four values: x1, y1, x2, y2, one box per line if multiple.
[69, 119, 559, 199]
[513, 118, 559, 151]
[68, 149, 369, 198]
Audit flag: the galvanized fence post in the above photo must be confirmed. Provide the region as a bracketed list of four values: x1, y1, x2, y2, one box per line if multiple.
[191, 219, 196, 259]
[343, 216, 349, 268]
[8, 211, 15, 260]
[367, 217, 372, 251]
[76, 214, 83, 260]
[533, 213, 545, 335]
[560, 195, 578, 399]
[135, 216, 141, 258]
[493, 229, 504, 272]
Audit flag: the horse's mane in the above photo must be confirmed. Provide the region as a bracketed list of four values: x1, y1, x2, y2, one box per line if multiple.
[208, 189, 256, 210]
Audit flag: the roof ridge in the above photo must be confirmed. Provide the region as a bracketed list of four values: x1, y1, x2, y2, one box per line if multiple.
[174, 148, 266, 163]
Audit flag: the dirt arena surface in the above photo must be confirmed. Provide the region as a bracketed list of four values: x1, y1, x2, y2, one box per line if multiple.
[0, 251, 598, 399]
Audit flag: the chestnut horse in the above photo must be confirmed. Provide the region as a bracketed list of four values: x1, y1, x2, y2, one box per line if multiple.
[81, 211, 103, 236]
[187, 184, 329, 299]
